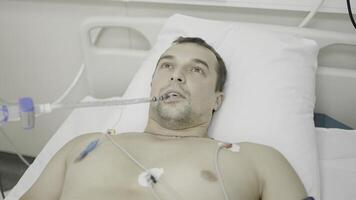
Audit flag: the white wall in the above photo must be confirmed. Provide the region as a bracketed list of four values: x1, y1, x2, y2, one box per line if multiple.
[0, 0, 355, 156]
[124, 0, 356, 13]
[0, 0, 128, 156]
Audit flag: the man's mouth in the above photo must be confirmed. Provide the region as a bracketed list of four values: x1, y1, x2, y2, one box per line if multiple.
[161, 90, 186, 103]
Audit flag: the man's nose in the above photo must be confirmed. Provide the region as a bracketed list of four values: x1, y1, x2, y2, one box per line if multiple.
[170, 70, 185, 83]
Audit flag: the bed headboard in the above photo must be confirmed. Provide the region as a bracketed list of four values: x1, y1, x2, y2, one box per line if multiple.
[80, 16, 356, 129]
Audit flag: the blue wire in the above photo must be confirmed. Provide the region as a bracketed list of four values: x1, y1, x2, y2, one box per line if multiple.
[75, 139, 99, 162]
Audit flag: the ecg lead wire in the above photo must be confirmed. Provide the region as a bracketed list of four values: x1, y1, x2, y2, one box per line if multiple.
[214, 144, 231, 200]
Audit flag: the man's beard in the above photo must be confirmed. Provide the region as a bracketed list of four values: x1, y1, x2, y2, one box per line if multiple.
[151, 100, 199, 130]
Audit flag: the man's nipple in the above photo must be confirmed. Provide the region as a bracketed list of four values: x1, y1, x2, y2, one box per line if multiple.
[200, 170, 218, 182]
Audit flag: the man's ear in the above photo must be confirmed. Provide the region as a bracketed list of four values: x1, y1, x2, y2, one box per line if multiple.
[213, 92, 224, 112]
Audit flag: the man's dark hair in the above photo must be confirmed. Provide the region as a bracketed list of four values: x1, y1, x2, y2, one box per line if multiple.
[172, 36, 227, 92]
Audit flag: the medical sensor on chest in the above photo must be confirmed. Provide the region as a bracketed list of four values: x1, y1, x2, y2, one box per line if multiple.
[138, 168, 164, 187]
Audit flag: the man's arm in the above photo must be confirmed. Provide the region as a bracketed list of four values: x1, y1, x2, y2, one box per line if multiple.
[245, 143, 307, 200]
[20, 133, 99, 200]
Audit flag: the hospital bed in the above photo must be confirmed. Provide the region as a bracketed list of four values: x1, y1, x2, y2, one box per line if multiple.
[4, 14, 356, 200]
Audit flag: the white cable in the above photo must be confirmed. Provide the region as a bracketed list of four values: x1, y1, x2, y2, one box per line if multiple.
[111, 104, 125, 129]
[105, 133, 149, 171]
[0, 63, 85, 167]
[105, 133, 163, 200]
[0, 127, 30, 166]
[0, 99, 31, 167]
[105, 133, 186, 200]
[34, 63, 85, 118]
[0, 37, 85, 169]
[214, 144, 230, 200]
[51, 8, 108, 106]
[156, 178, 185, 200]
[0, 64, 85, 167]
[108, 98, 126, 135]
[52, 63, 86, 105]
[150, 186, 163, 200]
[299, 0, 326, 27]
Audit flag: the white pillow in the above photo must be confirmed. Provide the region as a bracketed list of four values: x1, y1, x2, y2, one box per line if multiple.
[116, 14, 320, 199]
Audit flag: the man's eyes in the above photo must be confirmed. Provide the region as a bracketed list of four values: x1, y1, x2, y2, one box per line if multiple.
[160, 63, 172, 69]
[159, 63, 205, 75]
[192, 66, 202, 73]
[191, 66, 205, 74]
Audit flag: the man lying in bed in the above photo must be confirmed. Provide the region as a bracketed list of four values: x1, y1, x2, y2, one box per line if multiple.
[21, 37, 312, 200]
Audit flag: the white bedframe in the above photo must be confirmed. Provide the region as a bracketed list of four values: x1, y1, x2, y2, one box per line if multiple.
[80, 16, 356, 128]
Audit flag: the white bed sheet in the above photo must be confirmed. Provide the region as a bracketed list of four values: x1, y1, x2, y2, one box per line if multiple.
[316, 128, 356, 200]
[4, 96, 356, 200]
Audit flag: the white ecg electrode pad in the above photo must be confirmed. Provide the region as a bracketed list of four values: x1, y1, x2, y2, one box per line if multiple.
[138, 168, 164, 187]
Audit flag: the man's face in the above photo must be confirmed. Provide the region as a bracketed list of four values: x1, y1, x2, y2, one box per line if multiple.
[149, 43, 223, 130]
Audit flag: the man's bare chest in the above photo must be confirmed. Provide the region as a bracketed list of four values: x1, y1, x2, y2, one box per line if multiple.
[61, 134, 260, 200]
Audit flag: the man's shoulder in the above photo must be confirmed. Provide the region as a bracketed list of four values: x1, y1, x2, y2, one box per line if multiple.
[68, 132, 103, 145]
[56, 132, 103, 156]
[238, 142, 288, 165]
[238, 142, 280, 154]
[238, 143, 306, 198]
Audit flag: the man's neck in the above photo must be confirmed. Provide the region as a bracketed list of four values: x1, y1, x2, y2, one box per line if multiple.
[144, 118, 210, 138]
